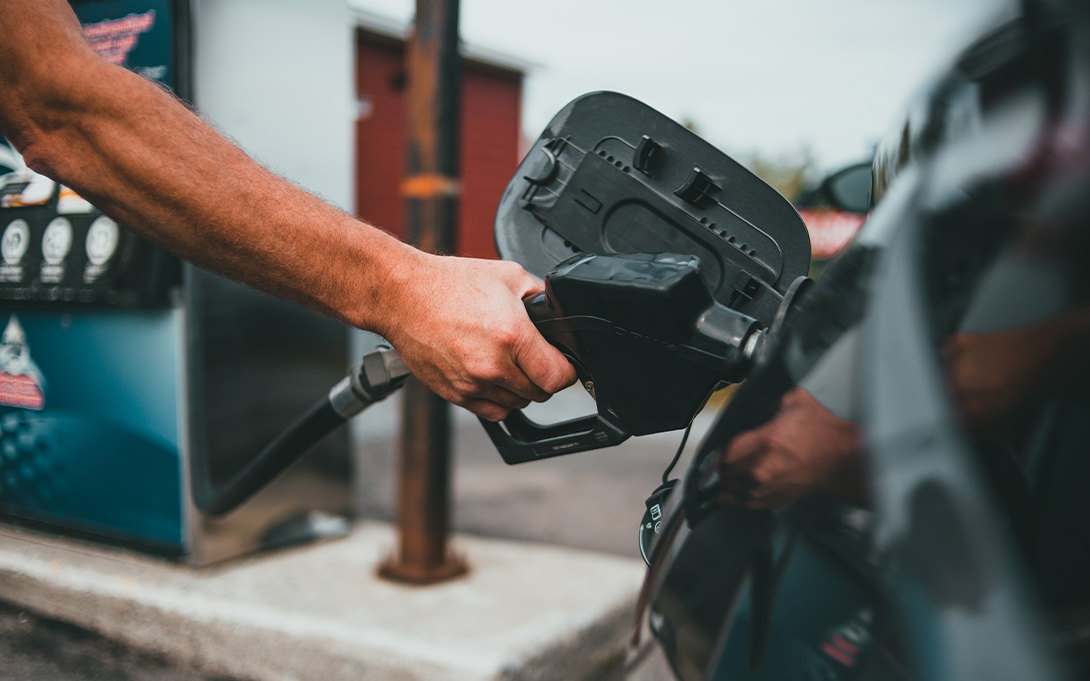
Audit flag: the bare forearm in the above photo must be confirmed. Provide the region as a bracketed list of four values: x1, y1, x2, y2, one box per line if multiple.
[31, 77, 413, 330]
[0, 0, 414, 333]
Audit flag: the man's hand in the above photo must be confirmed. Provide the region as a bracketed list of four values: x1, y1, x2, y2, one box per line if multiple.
[717, 387, 864, 509]
[374, 251, 577, 421]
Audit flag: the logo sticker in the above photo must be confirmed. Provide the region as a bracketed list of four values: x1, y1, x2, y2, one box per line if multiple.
[84, 216, 120, 284]
[0, 219, 29, 284]
[40, 218, 72, 284]
[0, 316, 45, 410]
[82, 10, 157, 67]
[42, 218, 73, 265]
[2, 219, 29, 264]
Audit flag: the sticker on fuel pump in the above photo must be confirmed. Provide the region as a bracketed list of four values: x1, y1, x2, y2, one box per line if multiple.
[40, 218, 72, 284]
[0, 219, 29, 283]
[82, 10, 157, 68]
[0, 316, 44, 410]
[84, 216, 119, 283]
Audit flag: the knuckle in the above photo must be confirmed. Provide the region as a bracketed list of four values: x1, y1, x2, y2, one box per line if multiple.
[750, 466, 770, 486]
[496, 321, 525, 349]
[480, 404, 510, 422]
[464, 356, 500, 382]
[510, 397, 531, 411]
[762, 428, 786, 452]
[480, 363, 509, 385]
[537, 372, 567, 395]
[451, 376, 484, 398]
[442, 387, 470, 407]
[499, 260, 530, 279]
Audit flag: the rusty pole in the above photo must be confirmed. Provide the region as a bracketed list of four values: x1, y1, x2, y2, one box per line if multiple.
[379, 0, 468, 585]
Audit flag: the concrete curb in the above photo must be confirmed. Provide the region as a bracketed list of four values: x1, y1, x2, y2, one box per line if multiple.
[0, 522, 647, 681]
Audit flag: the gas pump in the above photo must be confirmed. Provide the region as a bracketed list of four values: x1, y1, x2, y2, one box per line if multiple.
[0, 0, 356, 565]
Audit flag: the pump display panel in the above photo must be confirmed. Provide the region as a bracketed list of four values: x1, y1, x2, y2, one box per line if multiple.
[0, 0, 183, 307]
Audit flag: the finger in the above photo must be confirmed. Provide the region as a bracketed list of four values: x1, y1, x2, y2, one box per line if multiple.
[781, 385, 815, 412]
[512, 331, 578, 397]
[439, 374, 532, 414]
[719, 475, 756, 496]
[419, 373, 527, 421]
[503, 266, 577, 396]
[721, 429, 765, 465]
[719, 488, 774, 510]
[717, 490, 753, 508]
[476, 360, 552, 404]
[779, 387, 801, 410]
[507, 265, 546, 299]
[742, 493, 775, 510]
[470, 383, 532, 412]
[753, 495, 782, 510]
[458, 397, 514, 422]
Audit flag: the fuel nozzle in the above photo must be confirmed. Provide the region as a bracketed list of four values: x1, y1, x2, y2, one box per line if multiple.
[484, 252, 770, 465]
[329, 345, 411, 419]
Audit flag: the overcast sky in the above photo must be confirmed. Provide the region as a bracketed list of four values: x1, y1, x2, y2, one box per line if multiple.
[349, 0, 1000, 172]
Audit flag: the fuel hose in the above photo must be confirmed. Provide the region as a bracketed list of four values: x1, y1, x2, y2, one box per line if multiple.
[191, 346, 410, 517]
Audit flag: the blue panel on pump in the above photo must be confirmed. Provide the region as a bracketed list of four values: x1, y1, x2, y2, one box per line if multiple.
[0, 310, 183, 549]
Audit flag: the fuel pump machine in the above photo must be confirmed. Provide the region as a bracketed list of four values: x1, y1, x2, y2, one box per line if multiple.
[0, 0, 355, 565]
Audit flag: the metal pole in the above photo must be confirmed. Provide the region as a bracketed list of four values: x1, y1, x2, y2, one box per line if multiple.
[379, 0, 468, 584]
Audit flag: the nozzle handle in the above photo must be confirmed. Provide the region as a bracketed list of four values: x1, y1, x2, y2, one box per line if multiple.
[479, 409, 630, 465]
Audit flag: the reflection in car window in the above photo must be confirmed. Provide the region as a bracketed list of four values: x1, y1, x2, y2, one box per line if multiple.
[919, 172, 1090, 673]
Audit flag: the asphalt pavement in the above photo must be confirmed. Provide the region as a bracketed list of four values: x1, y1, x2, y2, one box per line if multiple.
[0, 600, 231, 681]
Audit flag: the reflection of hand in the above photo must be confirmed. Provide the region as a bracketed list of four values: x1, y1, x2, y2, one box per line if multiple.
[943, 307, 1090, 431]
[376, 251, 577, 422]
[717, 387, 863, 509]
[943, 329, 1044, 431]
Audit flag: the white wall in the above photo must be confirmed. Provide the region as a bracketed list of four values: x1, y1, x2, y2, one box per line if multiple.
[192, 0, 369, 454]
[192, 0, 353, 211]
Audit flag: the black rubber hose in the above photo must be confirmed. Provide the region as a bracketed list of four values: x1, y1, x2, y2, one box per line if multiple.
[194, 397, 346, 517]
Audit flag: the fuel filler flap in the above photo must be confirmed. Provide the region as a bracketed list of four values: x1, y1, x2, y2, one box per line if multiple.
[494, 91, 811, 326]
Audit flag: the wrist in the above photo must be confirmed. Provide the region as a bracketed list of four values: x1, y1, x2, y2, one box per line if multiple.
[343, 231, 429, 338]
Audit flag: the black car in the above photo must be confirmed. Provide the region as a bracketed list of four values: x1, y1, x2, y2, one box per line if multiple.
[633, 1, 1090, 679]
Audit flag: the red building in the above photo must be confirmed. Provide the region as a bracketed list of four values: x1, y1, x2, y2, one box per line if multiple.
[354, 14, 528, 259]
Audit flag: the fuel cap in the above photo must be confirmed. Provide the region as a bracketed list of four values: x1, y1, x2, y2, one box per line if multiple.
[494, 91, 811, 326]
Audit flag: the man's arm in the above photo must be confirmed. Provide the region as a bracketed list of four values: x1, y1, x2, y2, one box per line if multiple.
[0, 0, 575, 419]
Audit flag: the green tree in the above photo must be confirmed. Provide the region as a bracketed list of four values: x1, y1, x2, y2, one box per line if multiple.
[741, 148, 815, 203]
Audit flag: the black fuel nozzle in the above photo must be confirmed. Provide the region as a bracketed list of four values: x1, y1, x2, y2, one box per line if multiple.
[483, 252, 768, 465]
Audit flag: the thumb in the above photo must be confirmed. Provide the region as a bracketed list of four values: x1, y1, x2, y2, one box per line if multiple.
[507, 265, 545, 299]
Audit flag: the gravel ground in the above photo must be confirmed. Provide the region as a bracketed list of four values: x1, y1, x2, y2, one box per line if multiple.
[0, 601, 233, 681]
